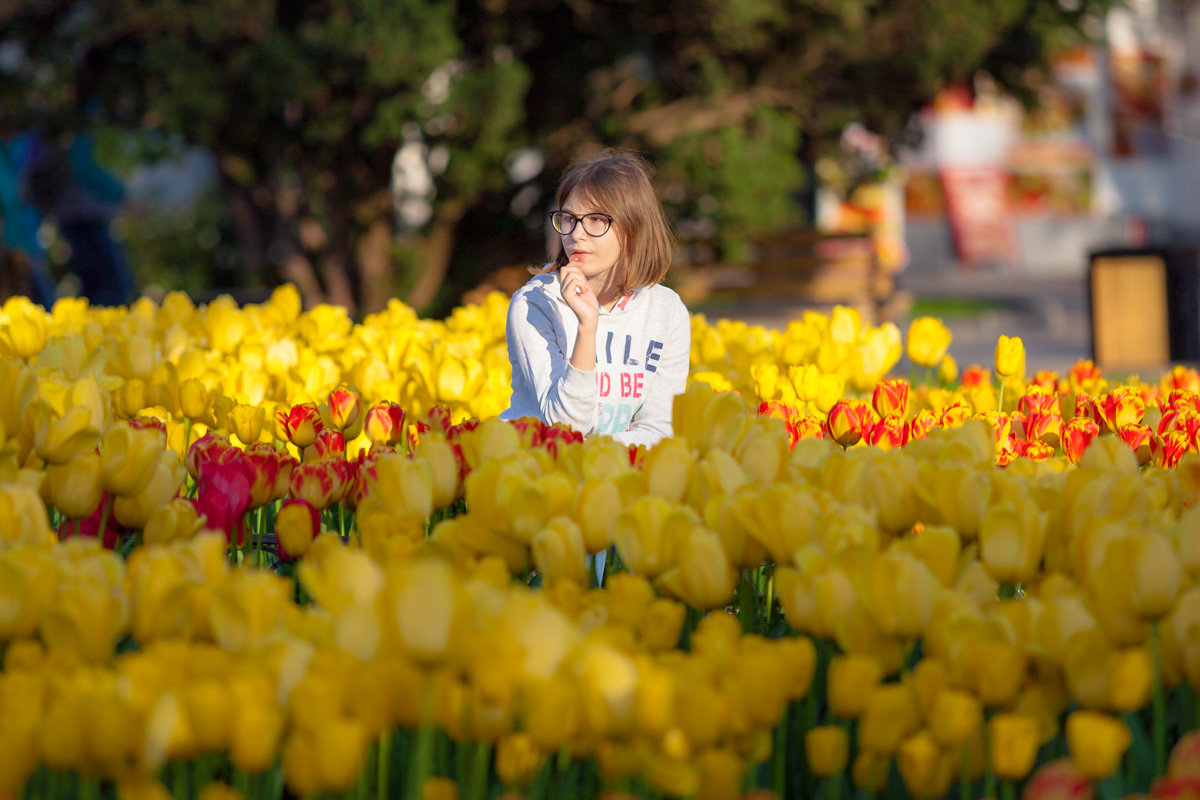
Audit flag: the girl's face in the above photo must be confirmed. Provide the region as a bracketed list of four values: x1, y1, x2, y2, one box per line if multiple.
[560, 189, 622, 287]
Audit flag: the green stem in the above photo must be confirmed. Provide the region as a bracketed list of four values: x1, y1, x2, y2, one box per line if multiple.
[1002, 778, 1016, 800]
[997, 376, 1007, 414]
[1152, 623, 1167, 776]
[466, 742, 491, 800]
[407, 679, 436, 800]
[771, 704, 788, 799]
[377, 731, 392, 800]
[960, 745, 972, 800]
[997, 583, 1018, 600]
[828, 773, 844, 800]
[737, 570, 758, 634]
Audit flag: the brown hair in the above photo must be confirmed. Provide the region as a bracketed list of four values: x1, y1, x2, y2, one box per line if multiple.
[548, 148, 675, 293]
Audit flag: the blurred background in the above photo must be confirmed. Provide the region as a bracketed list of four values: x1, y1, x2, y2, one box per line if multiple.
[1, 0, 1197, 368]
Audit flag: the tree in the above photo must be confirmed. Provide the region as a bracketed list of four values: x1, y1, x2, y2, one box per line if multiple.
[0, 0, 1116, 314]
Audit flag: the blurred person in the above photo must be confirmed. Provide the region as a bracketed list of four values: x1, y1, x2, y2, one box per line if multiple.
[25, 127, 135, 307]
[500, 148, 691, 448]
[0, 127, 57, 306]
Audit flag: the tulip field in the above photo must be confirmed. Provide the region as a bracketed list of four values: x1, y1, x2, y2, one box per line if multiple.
[7, 285, 1200, 800]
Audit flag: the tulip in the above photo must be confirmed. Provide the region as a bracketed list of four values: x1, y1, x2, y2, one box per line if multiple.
[112, 450, 188, 530]
[1118, 423, 1153, 465]
[906, 316, 953, 368]
[873, 378, 911, 419]
[230, 403, 266, 445]
[859, 683, 921, 753]
[382, 557, 462, 666]
[929, 689, 982, 748]
[276, 498, 322, 560]
[897, 730, 953, 800]
[44, 451, 103, 519]
[532, 516, 589, 586]
[827, 654, 884, 720]
[1066, 710, 1131, 781]
[978, 496, 1046, 586]
[1108, 646, 1155, 712]
[364, 401, 407, 447]
[852, 750, 890, 793]
[995, 335, 1026, 379]
[495, 732, 544, 788]
[277, 402, 324, 448]
[143, 497, 206, 546]
[33, 402, 102, 464]
[1022, 758, 1094, 800]
[806, 725, 850, 777]
[194, 450, 256, 544]
[988, 712, 1041, 781]
[825, 398, 870, 447]
[290, 454, 354, 510]
[98, 420, 164, 497]
[611, 497, 696, 580]
[1099, 388, 1147, 434]
[1062, 417, 1100, 465]
[656, 526, 738, 610]
[179, 377, 211, 420]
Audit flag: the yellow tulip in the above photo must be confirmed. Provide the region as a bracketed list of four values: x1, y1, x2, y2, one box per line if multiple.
[142, 497, 206, 546]
[897, 730, 954, 800]
[532, 516, 589, 586]
[611, 496, 696, 580]
[641, 436, 696, 503]
[382, 558, 462, 666]
[806, 725, 850, 777]
[1108, 646, 1154, 712]
[209, 569, 294, 653]
[99, 421, 165, 497]
[230, 403, 266, 445]
[1066, 710, 1131, 780]
[858, 683, 921, 753]
[0, 483, 55, 547]
[519, 675, 581, 751]
[0, 547, 57, 640]
[928, 689, 982, 748]
[827, 653, 884, 720]
[906, 316, 953, 368]
[39, 560, 129, 664]
[988, 712, 1041, 780]
[994, 335, 1026, 379]
[414, 435, 463, 510]
[43, 451, 103, 519]
[494, 732, 544, 788]
[0, 296, 49, 359]
[32, 402, 101, 464]
[696, 748, 745, 800]
[978, 496, 1046, 585]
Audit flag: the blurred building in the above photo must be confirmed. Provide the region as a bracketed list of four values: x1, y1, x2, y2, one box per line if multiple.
[896, 0, 1200, 278]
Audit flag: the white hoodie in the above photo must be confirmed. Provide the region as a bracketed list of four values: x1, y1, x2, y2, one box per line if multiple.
[500, 271, 691, 448]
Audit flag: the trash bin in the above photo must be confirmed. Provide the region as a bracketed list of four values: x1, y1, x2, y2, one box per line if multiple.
[1088, 247, 1200, 369]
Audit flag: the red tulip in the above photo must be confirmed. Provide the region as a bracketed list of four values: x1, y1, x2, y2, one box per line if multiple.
[289, 455, 354, 509]
[865, 413, 907, 450]
[906, 409, 936, 441]
[1021, 758, 1093, 800]
[311, 428, 347, 459]
[241, 442, 282, 509]
[1117, 424, 1153, 466]
[1025, 411, 1064, 450]
[1061, 417, 1100, 465]
[1098, 389, 1146, 434]
[186, 430, 237, 481]
[327, 385, 361, 431]
[871, 378, 910, 420]
[364, 401, 407, 447]
[1152, 430, 1191, 470]
[194, 450, 256, 545]
[824, 399, 870, 447]
[276, 402, 324, 448]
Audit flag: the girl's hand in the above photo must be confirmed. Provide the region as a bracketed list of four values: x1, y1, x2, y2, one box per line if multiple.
[559, 266, 599, 326]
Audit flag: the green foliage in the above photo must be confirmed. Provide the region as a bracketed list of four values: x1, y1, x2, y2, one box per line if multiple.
[0, 0, 1117, 307]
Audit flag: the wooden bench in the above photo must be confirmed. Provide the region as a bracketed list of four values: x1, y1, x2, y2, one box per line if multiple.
[672, 229, 897, 324]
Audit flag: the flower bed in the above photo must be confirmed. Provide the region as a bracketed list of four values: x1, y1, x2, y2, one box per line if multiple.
[2, 287, 1200, 800]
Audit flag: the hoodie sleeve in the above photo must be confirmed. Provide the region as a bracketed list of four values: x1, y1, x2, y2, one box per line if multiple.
[504, 287, 598, 434]
[611, 299, 691, 448]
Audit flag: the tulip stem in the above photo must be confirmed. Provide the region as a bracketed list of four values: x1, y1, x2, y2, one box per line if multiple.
[1152, 623, 1166, 776]
[1001, 779, 1016, 800]
[997, 376, 1007, 413]
[407, 682, 436, 800]
[465, 742, 491, 800]
[377, 731, 391, 800]
[959, 745, 971, 800]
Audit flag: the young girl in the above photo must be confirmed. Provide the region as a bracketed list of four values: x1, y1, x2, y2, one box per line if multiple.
[500, 149, 691, 448]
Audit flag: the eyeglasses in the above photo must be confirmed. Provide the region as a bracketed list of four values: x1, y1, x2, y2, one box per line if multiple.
[549, 210, 614, 237]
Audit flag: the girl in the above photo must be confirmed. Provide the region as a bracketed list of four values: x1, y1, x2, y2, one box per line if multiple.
[500, 149, 691, 448]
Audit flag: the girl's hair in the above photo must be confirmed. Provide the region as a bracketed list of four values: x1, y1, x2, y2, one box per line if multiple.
[548, 148, 675, 293]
